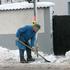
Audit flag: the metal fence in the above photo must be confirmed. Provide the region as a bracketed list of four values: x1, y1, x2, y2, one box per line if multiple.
[0, 34, 17, 50]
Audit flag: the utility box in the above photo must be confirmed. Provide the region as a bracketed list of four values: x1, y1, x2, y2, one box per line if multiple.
[0, 2, 54, 54]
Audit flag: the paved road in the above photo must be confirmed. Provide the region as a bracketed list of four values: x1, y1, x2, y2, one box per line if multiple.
[0, 63, 70, 70]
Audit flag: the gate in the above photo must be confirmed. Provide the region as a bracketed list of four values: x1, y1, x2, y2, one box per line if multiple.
[53, 15, 70, 55]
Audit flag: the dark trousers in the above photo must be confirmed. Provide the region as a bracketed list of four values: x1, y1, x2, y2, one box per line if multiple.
[19, 42, 32, 61]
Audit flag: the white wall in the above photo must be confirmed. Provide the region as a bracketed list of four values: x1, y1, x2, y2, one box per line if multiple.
[1, 0, 7, 4]
[0, 8, 53, 53]
[52, 0, 68, 15]
[0, 9, 44, 34]
[40, 0, 69, 15]
[66, 0, 70, 15]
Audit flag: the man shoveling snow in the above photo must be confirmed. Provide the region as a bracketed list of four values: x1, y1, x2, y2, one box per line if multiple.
[16, 24, 40, 63]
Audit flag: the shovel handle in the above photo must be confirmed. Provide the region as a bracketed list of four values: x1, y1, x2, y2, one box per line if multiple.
[17, 39, 51, 62]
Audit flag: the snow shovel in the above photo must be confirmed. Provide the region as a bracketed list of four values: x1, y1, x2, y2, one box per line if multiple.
[18, 40, 51, 62]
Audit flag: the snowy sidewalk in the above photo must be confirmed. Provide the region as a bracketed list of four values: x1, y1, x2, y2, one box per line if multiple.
[0, 46, 70, 70]
[0, 63, 70, 70]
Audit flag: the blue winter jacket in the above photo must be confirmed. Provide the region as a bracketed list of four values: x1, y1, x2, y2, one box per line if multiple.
[16, 25, 36, 49]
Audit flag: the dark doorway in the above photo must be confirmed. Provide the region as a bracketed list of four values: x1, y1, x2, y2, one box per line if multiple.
[53, 15, 70, 55]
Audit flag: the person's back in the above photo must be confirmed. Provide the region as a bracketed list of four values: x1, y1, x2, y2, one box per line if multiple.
[16, 25, 36, 42]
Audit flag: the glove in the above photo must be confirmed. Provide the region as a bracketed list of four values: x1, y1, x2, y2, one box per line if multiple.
[32, 47, 39, 57]
[32, 47, 36, 52]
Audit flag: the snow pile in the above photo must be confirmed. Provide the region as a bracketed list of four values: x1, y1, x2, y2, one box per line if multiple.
[44, 54, 56, 63]
[50, 51, 70, 64]
[0, 2, 54, 10]
[0, 46, 70, 64]
[0, 47, 19, 63]
[0, 46, 56, 63]
[31, 51, 70, 64]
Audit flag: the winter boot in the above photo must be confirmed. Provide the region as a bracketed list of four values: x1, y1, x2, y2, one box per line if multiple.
[27, 57, 35, 62]
[25, 42, 35, 62]
[20, 58, 28, 63]
[19, 49, 28, 63]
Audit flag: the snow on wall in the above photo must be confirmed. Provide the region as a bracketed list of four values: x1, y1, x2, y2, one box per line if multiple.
[0, 2, 54, 10]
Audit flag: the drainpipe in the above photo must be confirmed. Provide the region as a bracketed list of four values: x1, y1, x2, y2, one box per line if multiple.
[33, 0, 37, 24]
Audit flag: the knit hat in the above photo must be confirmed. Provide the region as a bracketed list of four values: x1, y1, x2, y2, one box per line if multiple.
[33, 24, 41, 29]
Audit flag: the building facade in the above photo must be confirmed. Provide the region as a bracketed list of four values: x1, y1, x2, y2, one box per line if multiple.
[40, 0, 70, 15]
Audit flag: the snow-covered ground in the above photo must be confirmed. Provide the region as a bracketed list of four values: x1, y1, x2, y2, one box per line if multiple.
[0, 46, 70, 65]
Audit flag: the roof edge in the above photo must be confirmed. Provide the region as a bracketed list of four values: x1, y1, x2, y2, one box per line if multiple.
[0, 2, 55, 11]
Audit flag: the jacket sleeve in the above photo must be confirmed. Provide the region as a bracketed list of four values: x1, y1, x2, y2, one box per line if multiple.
[30, 35, 36, 47]
[16, 26, 27, 38]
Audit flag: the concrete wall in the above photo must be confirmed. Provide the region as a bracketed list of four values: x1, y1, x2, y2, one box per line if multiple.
[38, 7, 53, 54]
[67, 0, 70, 15]
[0, 9, 44, 34]
[0, 34, 17, 50]
[0, 7, 53, 54]
[0, 8, 44, 50]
